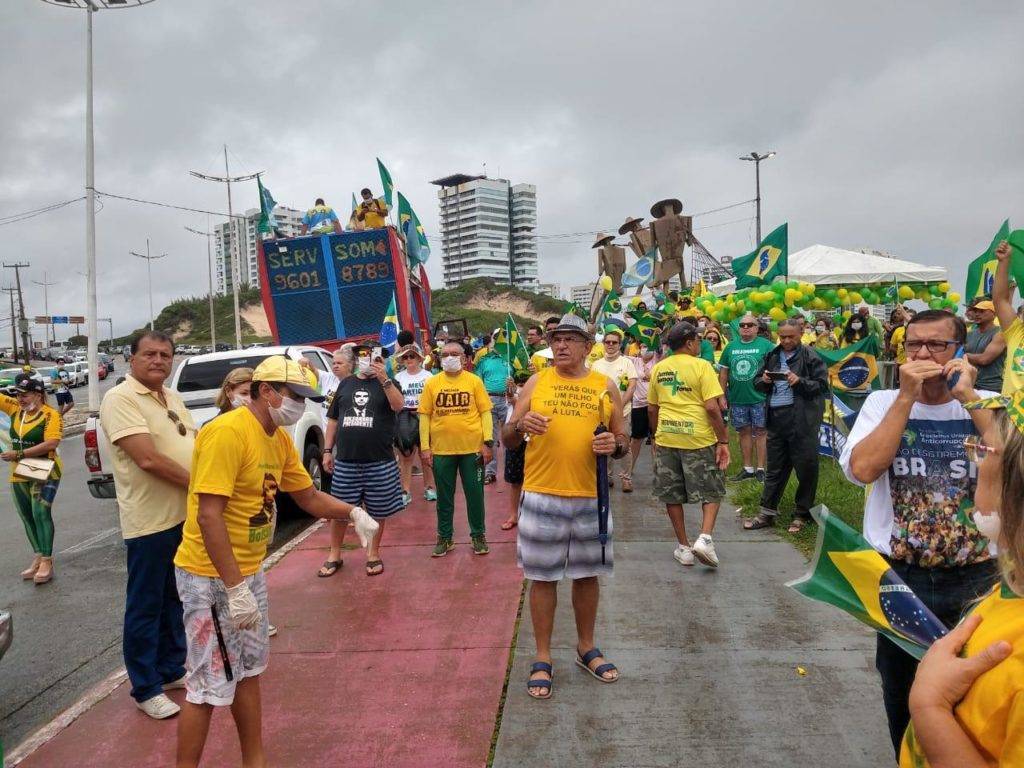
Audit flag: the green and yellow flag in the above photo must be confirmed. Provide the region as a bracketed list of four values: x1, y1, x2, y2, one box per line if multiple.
[732, 223, 788, 289]
[376, 158, 394, 207]
[626, 311, 662, 349]
[964, 220, 1012, 301]
[816, 336, 881, 392]
[397, 191, 431, 265]
[599, 290, 622, 318]
[787, 506, 948, 659]
[493, 313, 531, 375]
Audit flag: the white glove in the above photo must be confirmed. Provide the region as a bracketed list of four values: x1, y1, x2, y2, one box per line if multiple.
[225, 580, 262, 630]
[350, 505, 379, 548]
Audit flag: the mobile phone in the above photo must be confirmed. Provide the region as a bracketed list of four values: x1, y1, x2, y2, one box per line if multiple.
[767, 371, 788, 381]
[947, 345, 964, 390]
[372, 346, 383, 361]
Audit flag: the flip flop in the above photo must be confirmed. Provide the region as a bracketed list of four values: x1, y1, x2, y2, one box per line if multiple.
[743, 513, 774, 531]
[500, 520, 518, 531]
[365, 560, 384, 576]
[317, 559, 343, 578]
[527, 661, 553, 700]
[576, 647, 618, 683]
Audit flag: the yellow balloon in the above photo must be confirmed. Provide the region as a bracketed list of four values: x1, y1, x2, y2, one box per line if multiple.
[916, 289, 930, 301]
[849, 292, 863, 304]
[769, 307, 787, 321]
[837, 288, 848, 299]
[599, 274, 613, 292]
[714, 300, 725, 311]
[898, 285, 915, 300]
[938, 281, 950, 293]
[948, 292, 961, 303]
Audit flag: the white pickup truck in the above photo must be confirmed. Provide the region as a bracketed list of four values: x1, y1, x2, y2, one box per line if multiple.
[85, 345, 336, 514]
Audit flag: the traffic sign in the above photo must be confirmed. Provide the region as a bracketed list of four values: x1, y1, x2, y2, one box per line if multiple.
[51, 315, 69, 324]
[69, 316, 85, 323]
[34, 316, 50, 324]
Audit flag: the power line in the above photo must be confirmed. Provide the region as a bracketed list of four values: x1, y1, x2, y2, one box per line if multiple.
[0, 197, 85, 227]
[95, 190, 247, 219]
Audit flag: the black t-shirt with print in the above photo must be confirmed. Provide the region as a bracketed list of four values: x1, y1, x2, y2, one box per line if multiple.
[326, 375, 401, 463]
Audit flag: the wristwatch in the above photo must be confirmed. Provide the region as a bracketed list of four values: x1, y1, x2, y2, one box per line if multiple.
[382, 379, 394, 388]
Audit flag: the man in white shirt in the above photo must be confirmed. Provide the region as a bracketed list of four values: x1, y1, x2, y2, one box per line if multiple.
[839, 309, 999, 757]
[591, 329, 637, 491]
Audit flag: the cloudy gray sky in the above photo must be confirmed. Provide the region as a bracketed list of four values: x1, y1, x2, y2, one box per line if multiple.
[2, 0, 1022, 339]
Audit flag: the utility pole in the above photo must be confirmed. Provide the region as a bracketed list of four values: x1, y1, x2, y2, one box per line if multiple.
[184, 220, 217, 350]
[32, 272, 57, 345]
[739, 150, 776, 245]
[190, 147, 262, 349]
[5, 263, 31, 364]
[130, 238, 167, 330]
[2, 287, 18, 363]
[98, 317, 114, 349]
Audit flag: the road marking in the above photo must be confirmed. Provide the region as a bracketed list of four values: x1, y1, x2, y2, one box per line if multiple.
[58, 527, 120, 556]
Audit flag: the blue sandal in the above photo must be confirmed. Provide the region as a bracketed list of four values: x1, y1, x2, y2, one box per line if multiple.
[576, 647, 618, 683]
[527, 661, 553, 700]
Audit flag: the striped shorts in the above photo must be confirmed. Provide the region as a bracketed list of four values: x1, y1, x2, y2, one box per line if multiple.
[330, 458, 405, 519]
[516, 491, 613, 582]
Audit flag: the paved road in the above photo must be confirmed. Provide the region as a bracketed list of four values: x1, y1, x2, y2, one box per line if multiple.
[0, 420, 311, 752]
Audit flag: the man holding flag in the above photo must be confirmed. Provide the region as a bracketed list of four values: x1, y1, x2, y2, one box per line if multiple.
[993, 239, 1024, 395]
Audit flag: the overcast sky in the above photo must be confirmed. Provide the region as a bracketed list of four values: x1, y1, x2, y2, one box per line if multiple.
[2, 1, 1022, 340]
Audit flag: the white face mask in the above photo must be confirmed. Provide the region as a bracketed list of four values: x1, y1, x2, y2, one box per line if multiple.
[641, 348, 654, 360]
[972, 510, 1001, 541]
[268, 390, 305, 427]
[230, 393, 250, 409]
[851, 322, 863, 330]
[816, 325, 826, 334]
[442, 356, 462, 373]
[356, 357, 372, 375]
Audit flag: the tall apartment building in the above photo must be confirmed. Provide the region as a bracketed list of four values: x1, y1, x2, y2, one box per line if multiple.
[570, 283, 596, 307]
[214, 205, 304, 295]
[535, 282, 561, 300]
[430, 174, 538, 290]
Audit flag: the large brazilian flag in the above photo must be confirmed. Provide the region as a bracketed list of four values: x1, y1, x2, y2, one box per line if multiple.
[816, 336, 881, 392]
[964, 220, 1011, 302]
[787, 506, 948, 659]
[732, 223, 788, 289]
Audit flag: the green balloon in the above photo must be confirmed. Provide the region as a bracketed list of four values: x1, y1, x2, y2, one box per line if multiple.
[769, 320, 779, 332]
[823, 289, 837, 302]
[771, 283, 785, 295]
[929, 284, 942, 297]
[928, 298, 944, 309]
[832, 313, 843, 325]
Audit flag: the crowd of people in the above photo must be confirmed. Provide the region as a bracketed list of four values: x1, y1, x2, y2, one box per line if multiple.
[5, 241, 1024, 765]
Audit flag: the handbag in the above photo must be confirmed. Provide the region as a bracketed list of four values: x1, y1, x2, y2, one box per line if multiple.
[14, 457, 55, 482]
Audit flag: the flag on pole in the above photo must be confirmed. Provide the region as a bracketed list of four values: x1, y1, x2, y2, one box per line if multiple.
[964, 220, 1013, 301]
[598, 290, 622, 320]
[564, 301, 589, 320]
[257, 177, 278, 235]
[787, 506, 949, 659]
[493, 313, 531, 375]
[816, 336, 881, 392]
[376, 158, 395, 207]
[732, 223, 788, 289]
[397, 191, 431, 265]
[621, 247, 657, 288]
[351, 192, 358, 215]
[626, 311, 662, 349]
[379, 292, 399, 352]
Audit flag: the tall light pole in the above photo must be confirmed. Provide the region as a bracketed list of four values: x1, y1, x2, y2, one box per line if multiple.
[184, 221, 217, 350]
[130, 238, 166, 330]
[98, 317, 114, 349]
[739, 150, 776, 245]
[190, 148, 262, 349]
[32, 272, 57, 345]
[39, 0, 157, 411]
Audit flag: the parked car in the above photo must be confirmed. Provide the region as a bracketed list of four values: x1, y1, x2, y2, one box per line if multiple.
[95, 362, 108, 381]
[97, 352, 114, 375]
[61, 362, 88, 387]
[85, 345, 334, 515]
[0, 367, 23, 390]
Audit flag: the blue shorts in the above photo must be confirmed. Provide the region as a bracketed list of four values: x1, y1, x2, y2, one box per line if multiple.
[330, 458, 405, 518]
[730, 403, 766, 431]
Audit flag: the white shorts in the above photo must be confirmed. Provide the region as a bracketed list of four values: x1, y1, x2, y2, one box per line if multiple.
[175, 568, 269, 706]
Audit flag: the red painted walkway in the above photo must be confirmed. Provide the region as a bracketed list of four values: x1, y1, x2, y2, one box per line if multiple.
[18, 478, 524, 767]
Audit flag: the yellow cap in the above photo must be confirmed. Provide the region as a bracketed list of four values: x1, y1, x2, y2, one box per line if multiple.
[972, 300, 995, 312]
[251, 356, 324, 401]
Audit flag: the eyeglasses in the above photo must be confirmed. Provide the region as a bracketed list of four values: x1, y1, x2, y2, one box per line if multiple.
[603, 339, 620, 345]
[964, 435, 999, 463]
[356, 350, 372, 358]
[905, 340, 959, 354]
[739, 322, 756, 328]
[166, 409, 188, 437]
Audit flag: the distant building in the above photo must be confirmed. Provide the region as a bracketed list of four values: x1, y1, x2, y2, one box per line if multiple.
[535, 282, 561, 300]
[430, 174, 538, 290]
[570, 283, 596, 307]
[214, 205, 304, 295]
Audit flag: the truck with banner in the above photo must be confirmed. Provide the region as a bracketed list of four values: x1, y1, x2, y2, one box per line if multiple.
[256, 226, 432, 350]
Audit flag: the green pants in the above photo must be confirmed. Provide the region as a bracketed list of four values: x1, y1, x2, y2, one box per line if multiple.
[12, 478, 59, 557]
[433, 453, 485, 539]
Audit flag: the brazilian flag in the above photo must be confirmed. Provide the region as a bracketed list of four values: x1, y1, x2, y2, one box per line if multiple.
[732, 223, 788, 289]
[397, 191, 431, 265]
[627, 311, 662, 349]
[964, 220, 1013, 301]
[622, 247, 657, 288]
[787, 506, 948, 659]
[816, 336, 880, 392]
[376, 157, 395, 207]
[564, 301, 589, 321]
[600, 290, 622, 318]
[493, 313, 531, 375]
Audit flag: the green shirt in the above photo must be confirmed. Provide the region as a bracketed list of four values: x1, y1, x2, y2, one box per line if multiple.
[719, 336, 774, 405]
[699, 339, 715, 365]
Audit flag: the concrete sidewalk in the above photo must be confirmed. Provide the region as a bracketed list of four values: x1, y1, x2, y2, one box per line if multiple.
[492, 469, 894, 767]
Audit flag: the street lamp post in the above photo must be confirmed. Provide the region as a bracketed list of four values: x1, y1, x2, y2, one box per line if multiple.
[39, 0, 157, 411]
[190, 147, 262, 349]
[739, 150, 776, 245]
[31, 272, 57, 345]
[184, 221, 217, 350]
[130, 238, 167, 331]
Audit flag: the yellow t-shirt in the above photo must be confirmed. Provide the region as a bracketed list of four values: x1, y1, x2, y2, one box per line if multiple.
[473, 346, 490, 366]
[523, 367, 608, 498]
[900, 583, 1024, 767]
[1002, 318, 1024, 395]
[360, 199, 389, 229]
[677, 307, 698, 318]
[530, 351, 550, 371]
[100, 376, 196, 539]
[418, 371, 492, 455]
[801, 331, 817, 346]
[587, 342, 604, 366]
[175, 407, 311, 578]
[647, 353, 723, 450]
[890, 325, 907, 364]
[0, 394, 62, 482]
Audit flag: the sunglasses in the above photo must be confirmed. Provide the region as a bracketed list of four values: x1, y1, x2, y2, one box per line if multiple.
[739, 322, 756, 328]
[166, 409, 188, 437]
[603, 339, 620, 345]
[963, 435, 999, 463]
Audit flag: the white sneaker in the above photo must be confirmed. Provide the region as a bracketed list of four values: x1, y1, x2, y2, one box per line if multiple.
[673, 545, 695, 566]
[136, 693, 180, 719]
[693, 534, 719, 568]
[162, 675, 187, 691]
[350, 506, 379, 548]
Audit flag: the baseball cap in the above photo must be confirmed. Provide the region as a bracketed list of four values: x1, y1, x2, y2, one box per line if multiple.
[14, 372, 45, 394]
[251, 356, 324, 401]
[972, 300, 995, 312]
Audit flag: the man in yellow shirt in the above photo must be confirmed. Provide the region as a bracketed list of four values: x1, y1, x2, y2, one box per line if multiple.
[354, 187, 389, 230]
[648, 322, 730, 568]
[993, 240, 1024, 394]
[173, 356, 378, 768]
[419, 341, 493, 556]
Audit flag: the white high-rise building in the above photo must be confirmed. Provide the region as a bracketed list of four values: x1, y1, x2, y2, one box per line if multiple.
[570, 283, 596, 307]
[430, 174, 538, 290]
[535, 282, 561, 300]
[214, 205, 304, 295]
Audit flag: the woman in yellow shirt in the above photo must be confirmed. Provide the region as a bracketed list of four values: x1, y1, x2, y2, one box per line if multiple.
[703, 327, 724, 363]
[901, 393, 1024, 766]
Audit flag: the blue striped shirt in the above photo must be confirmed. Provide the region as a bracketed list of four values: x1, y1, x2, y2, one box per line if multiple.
[769, 351, 796, 407]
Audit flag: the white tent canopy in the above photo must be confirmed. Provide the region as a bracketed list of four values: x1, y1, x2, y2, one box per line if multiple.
[709, 244, 947, 296]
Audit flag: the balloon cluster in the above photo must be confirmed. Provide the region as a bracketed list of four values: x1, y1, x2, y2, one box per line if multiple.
[690, 280, 960, 326]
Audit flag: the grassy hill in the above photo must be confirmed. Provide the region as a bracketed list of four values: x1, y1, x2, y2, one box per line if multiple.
[429, 278, 566, 335]
[114, 286, 271, 346]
